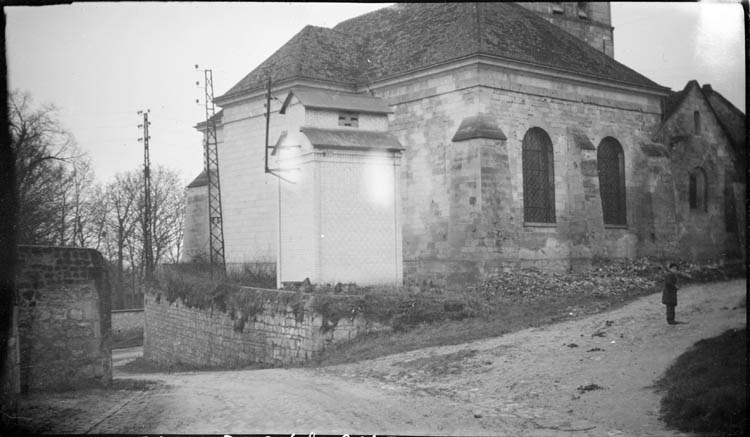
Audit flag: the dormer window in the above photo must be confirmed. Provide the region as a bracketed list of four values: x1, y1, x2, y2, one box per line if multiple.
[552, 2, 564, 14]
[338, 113, 359, 128]
[577, 2, 589, 19]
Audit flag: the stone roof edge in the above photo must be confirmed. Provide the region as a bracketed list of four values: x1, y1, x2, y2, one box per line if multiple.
[215, 78, 357, 108]
[186, 170, 209, 188]
[705, 87, 746, 119]
[279, 88, 392, 115]
[661, 80, 697, 124]
[697, 84, 746, 153]
[300, 127, 404, 151]
[661, 81, 744, 157]
[451, 114, 507, 142]
[217, 52, 671, 107]
[366, 54, 671, 98]
[194, 109, 224, 131]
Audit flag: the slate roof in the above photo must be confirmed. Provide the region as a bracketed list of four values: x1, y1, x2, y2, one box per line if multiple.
[222, 25, 363, 99]
[186, 170, 208, 188]
[452, 114, 507, 142]
[195, 109, 224, 130]
[300, 127, 403, 151]
[280, 88, 392, 115]
[219, 3, 665, 100]
[701, 84, 746, 153]
[663, 81, 746, 163]
[661, 81, 693, 123]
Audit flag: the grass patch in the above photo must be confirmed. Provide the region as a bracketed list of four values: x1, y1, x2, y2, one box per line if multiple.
[152, 258, 743, 369]
[311, 258, 743, 367]
[119, 357, 269, 374]
[655, 328, 746, 436]
[111, 378, 160, 391]
[311, 290, 646, 366]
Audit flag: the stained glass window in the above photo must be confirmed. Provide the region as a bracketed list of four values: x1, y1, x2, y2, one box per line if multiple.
[597, 137, 627, 225]
[522, 128, 555, 223]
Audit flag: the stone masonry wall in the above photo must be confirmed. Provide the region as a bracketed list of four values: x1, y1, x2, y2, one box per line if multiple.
[653, 85, 743, 261]
[14, 246, 112, 393]
[144, 289, 384, 367]
[180, 183, 209, 263]
[375, 62, 664, 285]
[111, 309, 143, 343]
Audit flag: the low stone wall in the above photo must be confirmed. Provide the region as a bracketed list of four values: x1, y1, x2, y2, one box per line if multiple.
[144, 289, 383, 367]
[112, 309, 144, 344]
[13, 245, 112, 393]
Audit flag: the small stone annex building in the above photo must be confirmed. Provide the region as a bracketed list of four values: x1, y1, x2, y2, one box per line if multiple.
[181, 2, 746, 286]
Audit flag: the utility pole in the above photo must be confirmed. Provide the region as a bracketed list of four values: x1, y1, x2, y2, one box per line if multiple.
[196, 66, 226, 277]
[138, 109, 154, 282]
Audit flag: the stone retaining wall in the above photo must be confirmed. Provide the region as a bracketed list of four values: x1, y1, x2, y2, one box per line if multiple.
[144, 289, 384, 367]
[13, 245, 112, 393]
[112, 309, 144, 344]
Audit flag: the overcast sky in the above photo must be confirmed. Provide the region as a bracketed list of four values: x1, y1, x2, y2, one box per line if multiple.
[5, 2, 746, 185]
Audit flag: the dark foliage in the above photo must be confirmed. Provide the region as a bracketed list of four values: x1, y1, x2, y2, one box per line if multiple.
[656, 328, 746, 436]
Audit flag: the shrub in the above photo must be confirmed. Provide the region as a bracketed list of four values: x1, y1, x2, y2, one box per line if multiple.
[656, 328, 746, 436]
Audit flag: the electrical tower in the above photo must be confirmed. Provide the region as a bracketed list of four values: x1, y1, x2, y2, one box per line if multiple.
[138, 109, 154, 281]
[197, 66, 226, 276]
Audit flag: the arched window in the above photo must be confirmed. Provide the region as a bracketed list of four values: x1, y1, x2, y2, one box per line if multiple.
[522, 127, 555, 223]
[694, 111, 701, 134]
[689, 167, 707, 211]
[597, 137, 627, 225]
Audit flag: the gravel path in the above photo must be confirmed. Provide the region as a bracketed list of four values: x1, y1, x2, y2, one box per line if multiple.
[19, 279, 747, 435]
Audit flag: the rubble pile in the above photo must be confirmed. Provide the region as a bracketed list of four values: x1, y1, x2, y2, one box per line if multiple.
[470, 258, 743, 302]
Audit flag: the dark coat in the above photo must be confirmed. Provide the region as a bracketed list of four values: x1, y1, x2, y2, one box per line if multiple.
[662, 272, 678, 305]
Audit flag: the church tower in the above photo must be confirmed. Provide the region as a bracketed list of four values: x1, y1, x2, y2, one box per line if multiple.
[517, 2, 614, 57]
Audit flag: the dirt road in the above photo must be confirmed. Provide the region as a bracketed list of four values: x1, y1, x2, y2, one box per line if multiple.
[20, 279, 748, 435]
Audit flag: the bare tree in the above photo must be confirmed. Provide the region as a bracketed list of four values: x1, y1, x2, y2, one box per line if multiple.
[149, 166, 186, 265]
[67, 159, 101, 247]
[8, 90, 85, 245]
[105, 171, 141, 308]
[99, 166, 186, 307]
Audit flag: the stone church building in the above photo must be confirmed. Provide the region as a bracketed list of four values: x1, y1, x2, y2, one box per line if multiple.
[181, 2, 745, 287]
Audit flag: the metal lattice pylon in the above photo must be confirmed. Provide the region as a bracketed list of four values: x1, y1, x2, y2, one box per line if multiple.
[202, 69, 226, 274]
[139, 110, 154, 281]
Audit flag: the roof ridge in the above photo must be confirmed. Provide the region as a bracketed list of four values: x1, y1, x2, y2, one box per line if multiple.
[505, 3, 661, 88]
[706, 87, 745, 118]
[221, 3, 665, 100]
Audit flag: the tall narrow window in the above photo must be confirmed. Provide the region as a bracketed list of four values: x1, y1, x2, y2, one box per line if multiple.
[689, 167, 707, 211]
[725, 179, 738, 232]
[694, 111, 701, 134]
[522, 127, 555, 223]
[597, 137, 627, 225]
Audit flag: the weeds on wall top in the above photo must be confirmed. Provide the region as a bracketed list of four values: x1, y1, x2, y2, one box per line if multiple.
[151, 264, 484, 333]
[151, 258, 744, 334]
